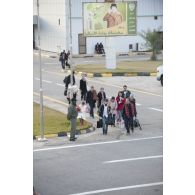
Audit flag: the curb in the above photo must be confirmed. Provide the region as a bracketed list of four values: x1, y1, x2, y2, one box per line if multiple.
[33, 126, 95, 140]
[75, 71, 157, 78]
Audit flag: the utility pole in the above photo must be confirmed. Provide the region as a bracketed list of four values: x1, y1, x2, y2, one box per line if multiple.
[69, 0, 74, 99]
[37, 0, 47, 141]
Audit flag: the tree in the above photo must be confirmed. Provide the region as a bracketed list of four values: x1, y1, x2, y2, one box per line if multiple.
[139, 29, 163, 61]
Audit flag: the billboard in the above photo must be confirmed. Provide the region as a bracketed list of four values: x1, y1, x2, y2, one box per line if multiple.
[83, 2, 137, 37]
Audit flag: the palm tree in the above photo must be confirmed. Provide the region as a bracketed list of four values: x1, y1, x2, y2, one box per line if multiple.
[139, 29, 163, 61]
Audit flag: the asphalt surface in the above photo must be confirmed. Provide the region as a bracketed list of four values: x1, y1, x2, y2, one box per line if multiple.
[34, 137, 163, 195]
[33, 54, 163, 195]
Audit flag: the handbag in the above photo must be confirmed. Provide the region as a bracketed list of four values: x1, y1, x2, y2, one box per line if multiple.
[97, 119, 103, 128]
[133, 117, 142, 130]
[105, 114, 112, 125]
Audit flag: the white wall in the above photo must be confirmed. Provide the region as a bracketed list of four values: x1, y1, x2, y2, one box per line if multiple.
[33, 0, 67, 52]
[33, 0, 163, 54]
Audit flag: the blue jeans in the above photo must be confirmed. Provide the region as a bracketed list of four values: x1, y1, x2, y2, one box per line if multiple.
[111, 114, 116, 126]
[117, 110, 123, 122]
[61, 60, 65, 69]
[102, 116, 108, 134]
[89, 103, 94, 117]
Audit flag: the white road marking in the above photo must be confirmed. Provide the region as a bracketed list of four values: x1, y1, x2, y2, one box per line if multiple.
[34, 77, 52, 84]
[35, 77, 63, 86]
[149, 108, 163, 112]
[33, 136, 162, 152]
[136, 103, 142, 106]
[87, 77, 163, 98]
[56, 83, 64, 87]
[103, 155, 163, 164]
[83, 61, 96, 63]
[68, 182, 163, 195]
[41, 70, 162, 97]
[44, 62, 59, 65]
[33, 92, 99, 118]
[42, 79, 52, 84]
[33, 92, 69, 106]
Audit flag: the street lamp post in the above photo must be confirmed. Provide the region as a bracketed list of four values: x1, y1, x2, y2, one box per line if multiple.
[69, 0, 74, 98]
[37, 0, 47, 141]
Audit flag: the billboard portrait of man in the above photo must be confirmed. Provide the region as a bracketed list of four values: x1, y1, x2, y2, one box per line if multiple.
[103, 3, 123, 28]
[83, 2, 136, 36]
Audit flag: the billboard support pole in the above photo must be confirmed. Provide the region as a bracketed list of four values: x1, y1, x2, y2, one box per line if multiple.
[105, 36, 116, 69]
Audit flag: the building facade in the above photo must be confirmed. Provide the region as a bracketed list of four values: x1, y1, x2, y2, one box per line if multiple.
[33, 0, 163, 54]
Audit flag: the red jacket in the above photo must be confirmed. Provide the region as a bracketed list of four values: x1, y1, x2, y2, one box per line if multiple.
[130, 100, 137, 117]
[116, 96, 126, 110]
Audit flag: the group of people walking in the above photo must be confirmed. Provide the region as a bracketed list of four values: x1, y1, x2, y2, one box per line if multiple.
[95, 85, 137, 135]
[65, 73, 139, 141]
[59, 50, 70, 70]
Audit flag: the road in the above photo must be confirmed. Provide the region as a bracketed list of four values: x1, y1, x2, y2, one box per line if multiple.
[33, 54, 163, 195]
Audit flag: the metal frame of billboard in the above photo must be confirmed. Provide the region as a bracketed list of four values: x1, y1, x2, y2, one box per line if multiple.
[82, 1, 137, 37]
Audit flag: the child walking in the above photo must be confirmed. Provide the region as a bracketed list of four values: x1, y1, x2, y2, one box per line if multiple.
[77, 101, 88, 125]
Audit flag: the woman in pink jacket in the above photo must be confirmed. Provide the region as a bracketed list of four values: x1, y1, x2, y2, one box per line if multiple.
[116, 91, 126, 125]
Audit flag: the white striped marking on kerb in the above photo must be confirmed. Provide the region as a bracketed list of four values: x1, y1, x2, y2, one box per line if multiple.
[68, 182, 163, 195]
[103, 155, 163, 164]
[33, 136, 163, 152]
[149, 108, 163, 112]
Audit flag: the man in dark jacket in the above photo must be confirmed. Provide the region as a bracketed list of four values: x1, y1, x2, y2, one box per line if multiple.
[65, 50, 70, 68]
[95, 43, 100, 54]
[99, 42, 105, 54]
[122, 98, 135, 134]
[99, 99, 111, 135]
[59, 50, 66, 70]
[97, 87, 106, 108]
[63, 71, 75, 96]
[86, 86, 97, 118]
[122, 85, 131, 98]
[67, 99, 78, 141]
[79, 74, 87, 101]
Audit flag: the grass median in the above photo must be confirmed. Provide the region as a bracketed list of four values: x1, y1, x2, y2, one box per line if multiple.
[75, 60, 162, 73]
[33, 103, 92, 137]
